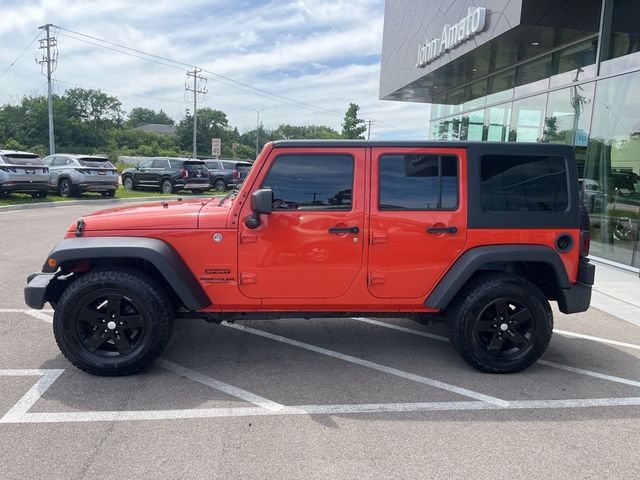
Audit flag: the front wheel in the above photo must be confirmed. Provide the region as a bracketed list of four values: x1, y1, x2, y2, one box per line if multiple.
[53, 269, 174, 376]
[446, 273, 553, 374]
[123, 176, 135, 191]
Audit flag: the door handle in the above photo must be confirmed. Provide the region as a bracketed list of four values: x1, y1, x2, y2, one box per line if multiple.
[328, 226, 360, 234]
[426, 226, 458, 234]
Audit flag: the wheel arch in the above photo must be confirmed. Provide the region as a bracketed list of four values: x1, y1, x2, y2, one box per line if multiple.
[42, 237, 211, 311]
[425, 245, 570, 310]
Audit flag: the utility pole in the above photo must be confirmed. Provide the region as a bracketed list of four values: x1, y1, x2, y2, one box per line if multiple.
[38, 24, 58, 155]
[185, 68, 207, 159]
[367, 119, 374, 140]
[253, 109, 264, 159]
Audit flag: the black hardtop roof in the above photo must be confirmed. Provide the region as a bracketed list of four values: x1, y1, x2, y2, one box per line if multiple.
[270, 140, 575, 156]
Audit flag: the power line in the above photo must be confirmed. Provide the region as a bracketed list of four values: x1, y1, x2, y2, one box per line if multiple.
[57, 26, 344, 119]
[54, 79, 187, 105]
[0, 31, 43, 80]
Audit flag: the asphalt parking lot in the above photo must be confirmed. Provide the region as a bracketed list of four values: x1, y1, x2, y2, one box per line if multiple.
[1, 204, 640, 479]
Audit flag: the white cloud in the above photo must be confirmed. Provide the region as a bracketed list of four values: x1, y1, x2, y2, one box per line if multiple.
[0, 0, 428, 139]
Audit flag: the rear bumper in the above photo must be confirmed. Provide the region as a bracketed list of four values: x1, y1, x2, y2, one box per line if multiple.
[75, 181, 118, 192]
[0, 180, 49, 192]
[557, 260, 595, 314]
[24, 273, 56, 309]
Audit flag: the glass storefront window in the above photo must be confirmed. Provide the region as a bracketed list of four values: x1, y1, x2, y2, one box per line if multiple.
[514, 55, 552, 97]
[446, 87, 465, 115]
[510, 94, 547, 142]
[466, 109, 485, 141]
[600, 0, 640, 75]
[463, 80, 487, 111]
[549, 39, 598, 88]
[585, 70, 640, 267]
[485, 105, 511, 142]
[543, 82, 595, 146]
[485, 69, 515, 105]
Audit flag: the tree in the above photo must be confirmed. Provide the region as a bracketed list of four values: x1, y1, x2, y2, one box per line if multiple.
[341, 103, 366, 139]
[176, 108, 235, 157]
[126, 107, 174, 128]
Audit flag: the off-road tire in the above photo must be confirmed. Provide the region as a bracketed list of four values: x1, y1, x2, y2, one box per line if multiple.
[53, 269, 174, 376]
[446, 272, 553, 374]
[161, 179, 174, 194]
[123, 176, 135, 191]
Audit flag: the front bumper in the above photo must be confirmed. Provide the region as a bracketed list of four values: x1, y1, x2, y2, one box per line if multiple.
[24, 273, 56, 309]
[557, 260, 596, 314]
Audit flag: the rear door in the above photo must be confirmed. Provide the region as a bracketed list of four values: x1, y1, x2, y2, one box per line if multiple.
[367, 147, 467, 299]
[238, 148, 365, 299]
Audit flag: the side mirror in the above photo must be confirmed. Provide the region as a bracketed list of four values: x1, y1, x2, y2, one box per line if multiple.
[245, 188, 273, 229]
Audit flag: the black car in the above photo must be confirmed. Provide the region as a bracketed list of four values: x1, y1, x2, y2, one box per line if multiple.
[122, 157, 209, 194]
[202, 158, 253, 191]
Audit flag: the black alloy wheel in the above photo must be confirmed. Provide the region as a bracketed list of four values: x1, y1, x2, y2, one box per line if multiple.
[447, 273, 553, 373]
[75, 293, 147, 357]
[53, 269, 173, 376]
[474, 298, 535, 356]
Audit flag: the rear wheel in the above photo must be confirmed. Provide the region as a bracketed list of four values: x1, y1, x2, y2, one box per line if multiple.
[58, 179, 72, 197]
[161, 179, 174, 194]
[447, 273, 553, 373]
[213, 179, 226, 192]
[53, 269, 173, 376]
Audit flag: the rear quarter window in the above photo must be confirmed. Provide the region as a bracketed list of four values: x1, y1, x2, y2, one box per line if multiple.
[480, 154, 569, 212]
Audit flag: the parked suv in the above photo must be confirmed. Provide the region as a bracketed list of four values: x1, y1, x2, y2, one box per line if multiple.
[203, 158, 253, 191]
[121, 157, 209, 194]
[43, 154, 118, 197]
[0, 150, 49, 197]
[25, 141, 594, 376]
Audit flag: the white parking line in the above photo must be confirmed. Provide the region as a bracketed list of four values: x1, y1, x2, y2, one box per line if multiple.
[225, 323, 511, 407]
[0, 369, 64, 423]
[537, 360, 640, 388]
[157, 359, 284, 411]
[554, 329, 640, 351]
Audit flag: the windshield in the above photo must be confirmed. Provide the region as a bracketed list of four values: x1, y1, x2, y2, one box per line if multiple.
[78, 157, 114, 168]
[1, 154, 44, 166]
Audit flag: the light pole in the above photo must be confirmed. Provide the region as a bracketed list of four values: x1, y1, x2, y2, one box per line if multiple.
[253, 108, 264, 159]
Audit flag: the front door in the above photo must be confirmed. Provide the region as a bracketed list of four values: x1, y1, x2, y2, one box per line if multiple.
[367, 147, 468, 299]
[238, 149, 365, 299]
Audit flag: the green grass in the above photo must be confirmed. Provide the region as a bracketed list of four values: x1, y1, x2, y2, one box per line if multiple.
[0, 185, 224, 207]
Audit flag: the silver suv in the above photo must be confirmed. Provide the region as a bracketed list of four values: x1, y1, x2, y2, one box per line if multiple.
[0, 150, 49, 198]
[43, 154, 118, 197]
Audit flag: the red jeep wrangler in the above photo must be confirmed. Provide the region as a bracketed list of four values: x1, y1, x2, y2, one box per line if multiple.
[25, 141, 595, 376]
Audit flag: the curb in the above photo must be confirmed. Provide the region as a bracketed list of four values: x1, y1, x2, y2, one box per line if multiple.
[0, 195, 218, 213]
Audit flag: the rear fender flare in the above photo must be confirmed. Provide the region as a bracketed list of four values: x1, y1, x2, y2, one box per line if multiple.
[43, 237, 211, 310]
[425, 245, 570, 309]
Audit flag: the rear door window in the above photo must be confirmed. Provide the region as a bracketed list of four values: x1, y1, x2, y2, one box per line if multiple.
[480, 154, 568, 212]
[152, 159, 170, 169]
[261, 154, 354, 210]
[379, 154, 458, 210]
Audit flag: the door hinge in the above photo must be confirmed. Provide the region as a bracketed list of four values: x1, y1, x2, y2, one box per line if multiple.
[240, 273, 257, 285]
[240, 231, 257, 244]
[368, 273, 386, 285]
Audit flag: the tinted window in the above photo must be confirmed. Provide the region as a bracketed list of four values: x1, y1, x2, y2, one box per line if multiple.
[152, 159, 169, 169]
[139, 160, 153, 168]
[169, 159, 183, 168]
[205, 161, 220, 169]
[261, 154, 354, 210]
[78, 157, 114, 168]
[379, 154, 458, 210]
[481, 155, 568, 212]
[220, 161, 234, 170]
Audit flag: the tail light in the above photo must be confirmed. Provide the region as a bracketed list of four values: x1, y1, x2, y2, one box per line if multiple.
[233, 170, 240, 179]
[74, 168, 87, 174]
[179, 168, 188, 178]
[580, 205, 591, 257]
[0, 166, 17, 173]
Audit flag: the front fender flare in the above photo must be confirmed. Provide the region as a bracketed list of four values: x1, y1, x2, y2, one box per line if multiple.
[42, 237, 211, 310]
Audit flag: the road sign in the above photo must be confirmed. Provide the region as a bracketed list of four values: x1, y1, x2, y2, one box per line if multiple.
[211, 138, 221, 156]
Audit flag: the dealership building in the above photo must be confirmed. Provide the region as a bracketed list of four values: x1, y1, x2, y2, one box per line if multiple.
[380, 0, 640, 270]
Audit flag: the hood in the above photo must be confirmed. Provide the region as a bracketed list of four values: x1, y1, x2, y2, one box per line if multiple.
[66, 198, 219, 233]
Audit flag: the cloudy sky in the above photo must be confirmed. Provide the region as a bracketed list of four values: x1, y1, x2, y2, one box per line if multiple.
[0, 0, 428, 138]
